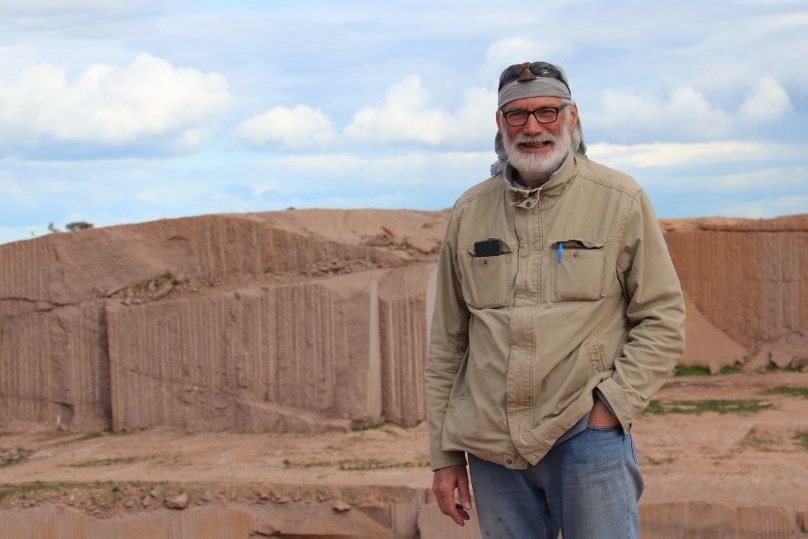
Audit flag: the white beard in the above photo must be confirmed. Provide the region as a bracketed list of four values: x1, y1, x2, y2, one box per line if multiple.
[502, 125, 573, 182]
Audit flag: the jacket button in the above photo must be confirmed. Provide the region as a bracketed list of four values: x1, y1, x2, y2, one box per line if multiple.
[506, 459, 513, 465]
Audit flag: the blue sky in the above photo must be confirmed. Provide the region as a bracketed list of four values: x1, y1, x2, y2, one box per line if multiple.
[1, 0, 806, 244]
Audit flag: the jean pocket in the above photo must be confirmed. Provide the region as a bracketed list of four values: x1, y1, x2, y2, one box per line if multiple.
[628, 432, 639, 463]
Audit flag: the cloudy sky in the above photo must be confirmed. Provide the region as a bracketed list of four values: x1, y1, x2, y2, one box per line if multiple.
[1, 0, 806, 244]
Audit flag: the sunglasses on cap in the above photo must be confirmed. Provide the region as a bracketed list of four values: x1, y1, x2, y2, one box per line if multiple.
[498, 61, 570, 92]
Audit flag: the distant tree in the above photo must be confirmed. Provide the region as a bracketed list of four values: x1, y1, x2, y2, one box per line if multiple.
[47, 222, 61, 233]
[65, 221, 94, 232]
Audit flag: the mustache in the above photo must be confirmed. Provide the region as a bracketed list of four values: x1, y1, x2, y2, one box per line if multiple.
[514, 133, 556, 144]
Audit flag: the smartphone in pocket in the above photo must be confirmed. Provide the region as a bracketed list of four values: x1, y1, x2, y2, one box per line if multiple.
[474, 238, 503, 257]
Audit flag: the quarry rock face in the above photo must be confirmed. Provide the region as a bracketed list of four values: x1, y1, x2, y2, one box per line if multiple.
[0, 210, 443, 432]
[662, 214, 808, 369]
[1, 210, 807, 433]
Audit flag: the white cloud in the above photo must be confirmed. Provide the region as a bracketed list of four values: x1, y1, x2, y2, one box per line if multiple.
[590, 76, 794, 142]
[0, 53, 232, 152]
[235, 105, 337, 150]
[345, 75, 449, 145]
[0, 177, 24, 196]
[592, 86, 734, 140]
[716, 166, 808, 190]
[243, 150, 494, 200]
[588, 141, 771, 168]
[738, 77, 793, 123]
[0, 0, 173, 18]
[263, 150, 492, 178]
[450, 86, 499, 145]
[721, 194, 808, 218]
[261, 154, 366, 173]
[344, 76, 495, 148]
[171, 128, 209, 152]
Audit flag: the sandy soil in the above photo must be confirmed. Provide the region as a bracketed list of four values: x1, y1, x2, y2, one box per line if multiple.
[1, 370, 807, 520]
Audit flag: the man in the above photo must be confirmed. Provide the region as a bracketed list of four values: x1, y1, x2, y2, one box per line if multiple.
[425, 61, 686, 539]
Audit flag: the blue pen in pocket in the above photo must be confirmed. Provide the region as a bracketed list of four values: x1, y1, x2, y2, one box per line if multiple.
[557, 242, 564, 264]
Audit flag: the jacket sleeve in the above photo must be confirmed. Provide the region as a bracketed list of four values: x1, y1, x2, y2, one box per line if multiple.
[597, 189, 686, 431]
[424, 204, 471, 470]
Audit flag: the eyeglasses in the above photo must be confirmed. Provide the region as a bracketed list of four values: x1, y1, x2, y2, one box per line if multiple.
[499, 104, 569, 127]
[498, 61, 570, 91]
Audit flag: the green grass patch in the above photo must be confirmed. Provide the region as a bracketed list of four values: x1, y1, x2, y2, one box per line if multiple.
[645, 455, 675, 465]
[338, 459, 431, 471]
[765, 363, 802, 373]
[674, 365, 711, 376]
[717, 365, 742, 375]
[0, 480, 168, 506]
[739, 427, 778, 451]
[76, 431, 107, 441]
[351, 421, 386, 432]
[150, 271, 183, 288]
[70, 457, 139, 468]
[644, 401, 666, 415]
[763, 386, 808, 399]
[0, 447, 33, 468]
[282, 457, 431, 471]
[674, 365, 741, 376]
[0, 481, 77, 504]
[645, 399, 772, 415]
[794, 431, 808, 450]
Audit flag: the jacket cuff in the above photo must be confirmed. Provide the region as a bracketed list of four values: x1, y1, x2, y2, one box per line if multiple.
[430, 450, 467, 471]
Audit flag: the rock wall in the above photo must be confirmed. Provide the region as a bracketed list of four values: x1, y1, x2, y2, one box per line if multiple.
[0, 302, 109, 431]
[1, 210, 806, 433]
[663, 215, 808, 354]
[0, 483, 427, 539]
[378, 265, 434, 427]
[0, 210, 443, 432]
[0, 504, 392, 539]
[106, 270, 426, 433]
[2, 499, 805, 539]
[0, 505, 256, 539]
[640, 501, 805, 539]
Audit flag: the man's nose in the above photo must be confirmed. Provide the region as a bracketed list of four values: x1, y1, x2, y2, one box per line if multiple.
[520, 114, 546, 134]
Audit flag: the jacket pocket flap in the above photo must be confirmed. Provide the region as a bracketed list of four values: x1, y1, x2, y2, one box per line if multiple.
[553, 238, 604, 250]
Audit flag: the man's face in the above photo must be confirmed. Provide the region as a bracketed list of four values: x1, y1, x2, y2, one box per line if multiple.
[497, 96, 578, 181]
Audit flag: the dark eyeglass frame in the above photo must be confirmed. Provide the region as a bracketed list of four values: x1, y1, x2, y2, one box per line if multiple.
[499, 104, 570, 127]
[498, 61, 570, 92]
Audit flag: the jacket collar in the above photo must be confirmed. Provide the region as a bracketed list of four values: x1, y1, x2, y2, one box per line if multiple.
[503, 151, 578, 205]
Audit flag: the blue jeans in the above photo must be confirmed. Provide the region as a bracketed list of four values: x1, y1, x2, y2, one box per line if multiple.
[468, 426, 643, 539]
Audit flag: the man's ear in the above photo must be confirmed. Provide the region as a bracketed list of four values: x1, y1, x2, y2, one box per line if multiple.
[495, 110, 505, 133]
[568, 103, 579, 126]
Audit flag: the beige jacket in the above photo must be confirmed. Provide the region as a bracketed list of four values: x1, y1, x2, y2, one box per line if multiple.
[425, 154, 685, 471]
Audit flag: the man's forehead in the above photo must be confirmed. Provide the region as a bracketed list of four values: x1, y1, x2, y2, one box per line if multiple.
[502, 96, 568, 110]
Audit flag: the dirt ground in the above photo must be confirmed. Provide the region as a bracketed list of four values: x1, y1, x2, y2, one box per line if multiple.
[1, 370, 807, 521]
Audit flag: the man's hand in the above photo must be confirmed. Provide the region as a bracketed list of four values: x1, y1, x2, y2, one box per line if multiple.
[432, 464, 472, 526]
[588, 397, 620, 428]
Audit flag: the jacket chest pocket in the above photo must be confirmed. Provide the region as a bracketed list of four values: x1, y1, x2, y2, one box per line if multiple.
[551, 239, 606, 301]
[459, 240, 516, 309]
